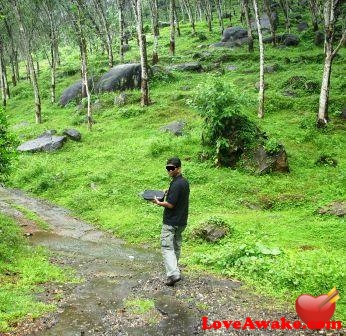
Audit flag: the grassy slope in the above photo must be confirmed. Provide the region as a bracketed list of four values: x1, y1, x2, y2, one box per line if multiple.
[0, 214, 74, 332]
[5, 16, 345, 323]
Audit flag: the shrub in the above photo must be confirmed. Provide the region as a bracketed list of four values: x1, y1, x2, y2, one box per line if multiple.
[188, 80, 259, 166]
[0, 108, 18, 182]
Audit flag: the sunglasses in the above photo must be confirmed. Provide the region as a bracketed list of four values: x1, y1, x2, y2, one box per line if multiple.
[166, 165, 176, 171]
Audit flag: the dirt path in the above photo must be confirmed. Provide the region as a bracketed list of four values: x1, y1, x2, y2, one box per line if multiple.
[0, 187, 338, 336]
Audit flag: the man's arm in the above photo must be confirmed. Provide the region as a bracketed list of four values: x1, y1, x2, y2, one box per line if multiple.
[153, 196, 174, 208]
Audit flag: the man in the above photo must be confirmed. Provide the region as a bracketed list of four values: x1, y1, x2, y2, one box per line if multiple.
[153, 157, 190, 286]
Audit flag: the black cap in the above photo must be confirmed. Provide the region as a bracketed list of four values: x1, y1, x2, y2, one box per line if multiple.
[166, 157, 181, 167]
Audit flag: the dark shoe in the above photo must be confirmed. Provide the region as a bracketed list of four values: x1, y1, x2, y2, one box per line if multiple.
[165, 275, 181, 286]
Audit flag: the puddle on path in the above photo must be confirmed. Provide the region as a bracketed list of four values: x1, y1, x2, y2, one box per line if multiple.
[0, 188, 199, 336]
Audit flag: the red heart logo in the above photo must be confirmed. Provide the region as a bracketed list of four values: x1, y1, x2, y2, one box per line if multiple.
[295, 294, 335, 328]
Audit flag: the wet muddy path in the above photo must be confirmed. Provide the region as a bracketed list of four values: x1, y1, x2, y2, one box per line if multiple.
[0, 187, 331, 336]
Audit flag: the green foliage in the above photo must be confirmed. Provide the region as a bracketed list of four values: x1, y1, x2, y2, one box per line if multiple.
[189, 80, 259, 166]
[264, 138, 282, 154]
[0, 107, 18, 182]
[0, 214, 74, 332]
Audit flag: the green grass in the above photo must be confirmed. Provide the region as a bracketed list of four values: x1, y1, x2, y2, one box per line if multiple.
[0, 214, 75, 332]
[3, 16, 346, 325]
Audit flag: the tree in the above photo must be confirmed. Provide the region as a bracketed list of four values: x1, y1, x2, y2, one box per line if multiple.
[72, 0, 92, 130]
[169, 0, 176, 55]
[317, 0, 345, 127]
[131, 0, 150, 106]
[215, 0, 224, 35]
[242, 0, 254, 52]
[308, 0, 320, 32]
[252, 0, 265, 118]
[263, 0, 277, 46]
[181, 0, 196, 34]
[118, 0, 126, 63]
[149, 0, 160, 64]
[13, 0, 42, 124]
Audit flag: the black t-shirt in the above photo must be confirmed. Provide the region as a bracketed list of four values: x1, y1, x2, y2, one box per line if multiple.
[163, 175, 190, 226]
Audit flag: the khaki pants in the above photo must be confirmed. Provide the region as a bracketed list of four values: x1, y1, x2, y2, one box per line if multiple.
[161, 224, 186, 277]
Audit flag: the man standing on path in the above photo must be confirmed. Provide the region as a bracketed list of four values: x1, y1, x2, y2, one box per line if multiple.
[153, 157, 190, 286]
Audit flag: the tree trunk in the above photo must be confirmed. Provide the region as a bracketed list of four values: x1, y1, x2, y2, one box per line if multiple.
[150, 0, 160, 64]
[215, 0, 224, 36]
[174, 4, 181, 36]
[309, 0, 319, 32]
[119, 0, 126, 63]
[253, 0, 265, 118]
[0, 44, 7, 106]
[132, 0, 150, 106]
[263, 0, 277, 46]
[13, 0, 41, 124]
[74, 0, 92, 130]
[279, 0, 291, 32]
[243, 0, 254, 52]
[93, 0, 113, 68]
[205, 0, 213, 32]
[181, 0, 195, 34]
[317, 0, 345, 126]
[3, 19, 18, 86]
[169, 0, 176, 55]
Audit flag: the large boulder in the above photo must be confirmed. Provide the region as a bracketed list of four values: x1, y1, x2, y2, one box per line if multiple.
[254, 146, 290, 174]
[318, 201, 346, 217]
[63, 129, 81, 141]
[263, 33, 300, 46]
[251, 13, 279, 31]
[95, 63, 141, 93]
[222, 27, 248, 42]
[160, 121, 185, 136]
[17, 134, 67, 153]
[60, 78, 96, 107]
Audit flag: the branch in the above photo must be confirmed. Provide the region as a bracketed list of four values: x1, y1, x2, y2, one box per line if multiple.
[332, 29, 346, 58]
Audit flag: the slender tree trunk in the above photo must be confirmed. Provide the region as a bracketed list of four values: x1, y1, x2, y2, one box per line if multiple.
[119, 0, 125, 63]
[4, 20, 18, 86]
[253, 0, 265, 118]
[93, 0, 113, 68]
[174, 5, 181, 36]
[170, 0, 176, 55]
[74, 0, 92, 130]
[205, 0, 213, 32]
[263, 0, 277, 46]
[150, 0, 160, 64]
[317, 0, 345, 126]
[0, 43, 6, 106]
[181, 0, 195, 34]
[309, 0, 319, 32]
[215, 0, 224, 36]
[13, 0, 41, 124]
[132, 0, 150, 106]
[243, 0, 254, 52]
[279, 0, 291, 32]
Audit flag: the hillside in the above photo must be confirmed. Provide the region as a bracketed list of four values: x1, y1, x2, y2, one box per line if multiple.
[2, 4, 345, 331]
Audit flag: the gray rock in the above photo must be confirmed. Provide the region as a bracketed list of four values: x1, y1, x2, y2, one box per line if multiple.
[168, 62, 203, 72]
[198, 225, 228, 243]
[95, 63, 142, 93]
[222, 27, 248, 42]
[251, 13, 279, 31]
[264, 64, 279, 73]
[158, 21, 170, 28]
[160, 121, 185, 136]
[297, 21, 309, 32]
[254, 146, 289, 174]
[60, 78, 96, 107]
[38, 130, 57, 138]
[63, 129, 81, 141]
[341, 107, 346, 119]
[17, 135, 67, 153]
[210, 41, 235, 48]
[226, 65, 237, 71]
[263, 34, 300, 46]
[318, 201, 346, 217]
[255, 82, 268, 91]
[314, 31, 324, 46]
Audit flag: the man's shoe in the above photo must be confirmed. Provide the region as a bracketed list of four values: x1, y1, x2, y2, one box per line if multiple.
[165, 275, 181, 286]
